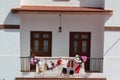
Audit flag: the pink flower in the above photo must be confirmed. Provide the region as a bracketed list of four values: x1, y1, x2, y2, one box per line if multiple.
[81, 56, 87, 62]
[30, 58, 34, 65]
[34, 56, 39, 61]
[34, 59, 37, 63]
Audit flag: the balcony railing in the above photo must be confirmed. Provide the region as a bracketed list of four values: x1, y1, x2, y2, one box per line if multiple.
[20, 57, 103, 72]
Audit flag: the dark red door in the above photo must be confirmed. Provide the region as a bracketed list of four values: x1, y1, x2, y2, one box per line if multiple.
[31, 31, 52, 57]
[69, 32, 91, 71]
[30, 31, 52, 71]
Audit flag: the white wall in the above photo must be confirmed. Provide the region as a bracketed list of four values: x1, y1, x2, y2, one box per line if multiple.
[21, 0, 104, 8]
[0, 29, 20, 80]
[0, 0, 21, 79]
[104, 32, 120, 56]
[20, 14, 104, 58]
[104, 31, 120, 80]
[0, 56, 20, 80]
[0, 0, 20, 24]
[104, 0, 120, 80]
[105, 0, 120, 26]
[0, 30, 20, 56]
[104, 56, 120, 80]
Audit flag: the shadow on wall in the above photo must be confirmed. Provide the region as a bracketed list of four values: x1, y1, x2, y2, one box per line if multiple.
[79, 0, 105, 9]
[4, 11, 19, 25]
[3, 11, 20, 32]
[3, 29, 20, 32]
[53, 0, 70, 1]
[104, 15, 113, 23]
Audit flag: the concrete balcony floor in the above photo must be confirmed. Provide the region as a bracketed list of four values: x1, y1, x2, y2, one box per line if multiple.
[16, 73, 106, 80]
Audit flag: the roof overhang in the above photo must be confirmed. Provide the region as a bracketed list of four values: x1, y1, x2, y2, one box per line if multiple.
[11, 6, 113, 15]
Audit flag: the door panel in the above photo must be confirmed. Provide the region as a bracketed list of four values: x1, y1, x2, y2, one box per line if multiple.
[69, 32, 91, 71]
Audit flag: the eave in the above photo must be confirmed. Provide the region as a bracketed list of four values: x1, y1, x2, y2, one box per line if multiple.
[11, 6, 113, 15]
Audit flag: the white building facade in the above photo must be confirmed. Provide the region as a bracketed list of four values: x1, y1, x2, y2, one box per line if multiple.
[0, 0, 120, 80]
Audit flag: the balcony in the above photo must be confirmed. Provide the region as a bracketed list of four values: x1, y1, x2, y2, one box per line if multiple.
[20, 57, 103, 72]
[17, 57, 105, 80]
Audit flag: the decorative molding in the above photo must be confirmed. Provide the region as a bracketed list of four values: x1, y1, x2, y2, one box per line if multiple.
[0, 24, 20, 29]
[105, 27, 120, 31]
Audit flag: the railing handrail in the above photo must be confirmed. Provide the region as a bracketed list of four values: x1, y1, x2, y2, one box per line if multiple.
[20, 57, 103, 72]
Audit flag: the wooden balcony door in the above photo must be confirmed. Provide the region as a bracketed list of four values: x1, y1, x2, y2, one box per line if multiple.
[30, 31, 52, 71]
[31, 31, 52, 57]
[69, 32, 91, 71]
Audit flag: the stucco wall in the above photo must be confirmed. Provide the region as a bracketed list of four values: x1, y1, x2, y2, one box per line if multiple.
[105, 0, 120, 26]
[104, 31, 120, 80]
[104, 0, 120, 80]
[0, 30, 20, 56]
[20, 14, 104, 58]
[21, 0, 104, 8]
[0, 0, 20, 79]
[0, 0, 20, 24]
[0, 29, 20, 80]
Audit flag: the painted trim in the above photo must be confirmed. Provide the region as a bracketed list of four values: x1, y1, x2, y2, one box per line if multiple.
[105, 27, 120, 31]
[12, 11, 113, 15]
[11, 6, 113, 15]
[0, 24, 20, 29]
[1, 25, 119, 31]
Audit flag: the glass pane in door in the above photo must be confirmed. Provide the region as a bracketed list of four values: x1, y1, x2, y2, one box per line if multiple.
[81, 34, 88, 39]
[33, 34, 40, 38]
[74, 34, 79, 39]
[34, 40, 39, 52]
[43, 40, 48, 52]
[73, 40, 78, 53]
[43, 34, 49, 38]
[82, 41, 87, 53]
